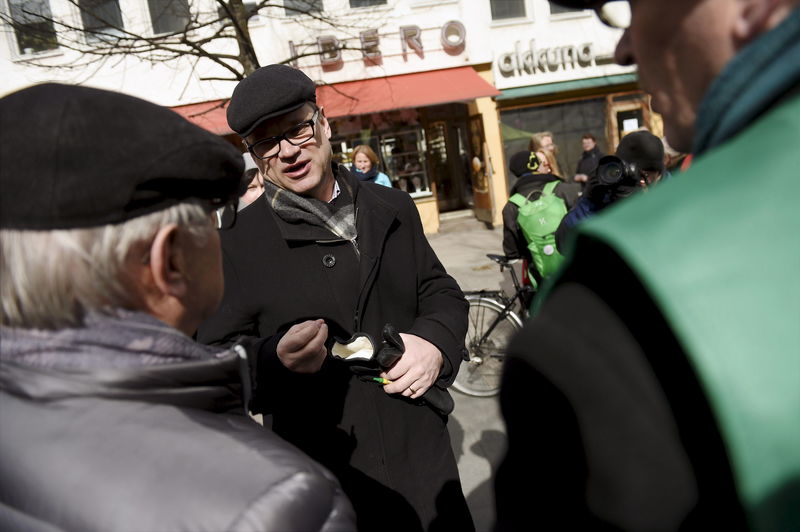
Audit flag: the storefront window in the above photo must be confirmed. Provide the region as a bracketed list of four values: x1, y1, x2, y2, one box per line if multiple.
[382, 130, 430, 197]
[500, 97, 608, 183]
[329, 109, 433, 198]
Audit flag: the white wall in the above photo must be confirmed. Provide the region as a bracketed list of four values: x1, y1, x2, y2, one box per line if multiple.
[1, 0, 633, 104]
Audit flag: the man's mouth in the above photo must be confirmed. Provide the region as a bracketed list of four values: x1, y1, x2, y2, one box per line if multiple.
[283, 160, 310, 179]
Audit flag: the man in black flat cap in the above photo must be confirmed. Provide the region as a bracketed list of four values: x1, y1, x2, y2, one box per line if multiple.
[495, 0, 800, 530]
[0, 83, 355, 532]
[197, 64, 473, 531]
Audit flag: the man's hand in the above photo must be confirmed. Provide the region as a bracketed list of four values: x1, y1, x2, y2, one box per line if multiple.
[276, 319, 328, 373]
[380, 334, 443, 399]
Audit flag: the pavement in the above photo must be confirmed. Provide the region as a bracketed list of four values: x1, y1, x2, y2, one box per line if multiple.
[426, 213, 512, 532]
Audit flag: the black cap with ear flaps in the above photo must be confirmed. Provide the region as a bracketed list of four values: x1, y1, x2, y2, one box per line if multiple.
[0, 83, 245, 230]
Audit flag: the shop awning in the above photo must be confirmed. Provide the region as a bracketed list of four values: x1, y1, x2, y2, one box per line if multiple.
[316, 67, 500, 118]
[496, 73, 638, 100]
[171, 99, 233, 136]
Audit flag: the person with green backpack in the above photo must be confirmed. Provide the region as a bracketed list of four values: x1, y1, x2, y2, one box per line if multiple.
[501, 149, 581, 290]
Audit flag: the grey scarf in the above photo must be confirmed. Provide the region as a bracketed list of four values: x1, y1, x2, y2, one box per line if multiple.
[263, 178, 357, 243]
[0, 310, 223, 371]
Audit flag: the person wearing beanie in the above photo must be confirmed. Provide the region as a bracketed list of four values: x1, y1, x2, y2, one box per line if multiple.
[554, 129, 665, 249]
[502, 150, 581, 285]
[0, 83, 355, 531]
[496, 1, 800, 530]
[197, 64, 473, 531]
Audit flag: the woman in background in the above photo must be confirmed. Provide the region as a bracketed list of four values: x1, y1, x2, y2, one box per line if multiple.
[351, 145, 392, 187]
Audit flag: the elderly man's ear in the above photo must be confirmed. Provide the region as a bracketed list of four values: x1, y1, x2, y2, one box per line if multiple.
[133, 224, 195, 333]
[149, 224, 190, 299]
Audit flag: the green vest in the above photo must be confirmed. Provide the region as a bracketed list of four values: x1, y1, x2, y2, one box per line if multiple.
[572, 94, 800, 531]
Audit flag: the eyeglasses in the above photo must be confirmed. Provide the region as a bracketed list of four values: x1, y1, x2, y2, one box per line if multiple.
[596, 1, 631, 29]
[246, 109, 320, 160]
[210, 201, 237, 230]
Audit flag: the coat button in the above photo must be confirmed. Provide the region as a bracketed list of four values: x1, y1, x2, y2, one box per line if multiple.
[322, 254, 336, 268]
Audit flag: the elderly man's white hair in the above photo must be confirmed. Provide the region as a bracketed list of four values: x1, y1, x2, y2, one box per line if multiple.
[0, 202, 211, 329]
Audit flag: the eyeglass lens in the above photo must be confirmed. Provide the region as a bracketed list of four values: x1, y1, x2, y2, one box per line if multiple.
[251, 111, 318, 159]
[213, 203, 237, 230]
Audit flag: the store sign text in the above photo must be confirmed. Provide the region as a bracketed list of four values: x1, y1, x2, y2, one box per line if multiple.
[290, 20, 466, 70]
[497, 40, 595, 77]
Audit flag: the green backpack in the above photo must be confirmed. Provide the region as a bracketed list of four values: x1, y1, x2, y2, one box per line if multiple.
[509, 180, 567, 280]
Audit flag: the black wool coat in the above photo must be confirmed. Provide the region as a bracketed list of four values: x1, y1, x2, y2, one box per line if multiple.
[197, 165, 473, 532]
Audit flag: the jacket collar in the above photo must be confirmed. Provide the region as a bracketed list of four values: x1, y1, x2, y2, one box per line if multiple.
[694, 8, 800, 154]
[0, 311, 250, 412]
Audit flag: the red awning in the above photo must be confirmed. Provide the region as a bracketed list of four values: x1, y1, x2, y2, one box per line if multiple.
[316, 67, 500, 118]
[171, 99, 233, 136]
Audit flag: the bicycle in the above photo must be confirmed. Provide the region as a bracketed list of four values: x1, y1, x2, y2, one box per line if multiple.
[452, 254, 534, 397]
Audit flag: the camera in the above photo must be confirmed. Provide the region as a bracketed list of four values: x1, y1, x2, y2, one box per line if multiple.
[596, 155, 639, 186]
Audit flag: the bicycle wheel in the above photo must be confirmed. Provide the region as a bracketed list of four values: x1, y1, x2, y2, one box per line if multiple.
[453, 295, 523, 397]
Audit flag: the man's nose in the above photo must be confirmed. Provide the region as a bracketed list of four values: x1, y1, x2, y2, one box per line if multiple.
[614, 28, 635, 66]
[278, 138, 300, 158]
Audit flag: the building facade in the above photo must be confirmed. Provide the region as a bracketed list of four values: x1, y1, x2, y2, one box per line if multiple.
[1, 0, 655, 232]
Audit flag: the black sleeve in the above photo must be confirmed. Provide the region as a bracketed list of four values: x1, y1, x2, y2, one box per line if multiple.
[494, 240, 746, 531]
[501, 201, 529, 262]
[555, 182, 582, 209]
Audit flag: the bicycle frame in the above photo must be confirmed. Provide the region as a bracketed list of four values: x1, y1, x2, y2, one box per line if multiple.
[464, 256, 532, 346]
[466, 292, 520, 347]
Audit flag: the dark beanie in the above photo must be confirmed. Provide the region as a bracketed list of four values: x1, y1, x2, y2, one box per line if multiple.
[0, 83, 245, 230]
[227, 64, 317, 137]
[509, 151, 541, 177]
[615, 131, 665, 172]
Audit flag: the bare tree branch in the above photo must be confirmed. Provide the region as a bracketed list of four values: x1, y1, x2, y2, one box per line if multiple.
[2, 0, 382, 82]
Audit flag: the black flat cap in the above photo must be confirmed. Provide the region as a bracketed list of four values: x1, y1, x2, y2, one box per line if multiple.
[227, 64, 317, 138]
[616, 131, 665, 172]
[0, 83, 244, 230]
[509, 151, 541, 177]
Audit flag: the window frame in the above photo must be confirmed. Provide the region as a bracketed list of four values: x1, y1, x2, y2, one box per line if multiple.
[147, 0, 190, 36]
[283, 0, 323, 17]
[76, 0, 124, 43]
[549, 3, 592, 22]
[5, 0, 60, 56]
[489, 0, 527, 22]
[348, 0, 388, 9]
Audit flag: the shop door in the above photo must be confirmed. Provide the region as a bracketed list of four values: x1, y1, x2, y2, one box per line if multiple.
[605, 92, 660, 149]
[468, 115, 493, 224]
[425, 120, 474, 213]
